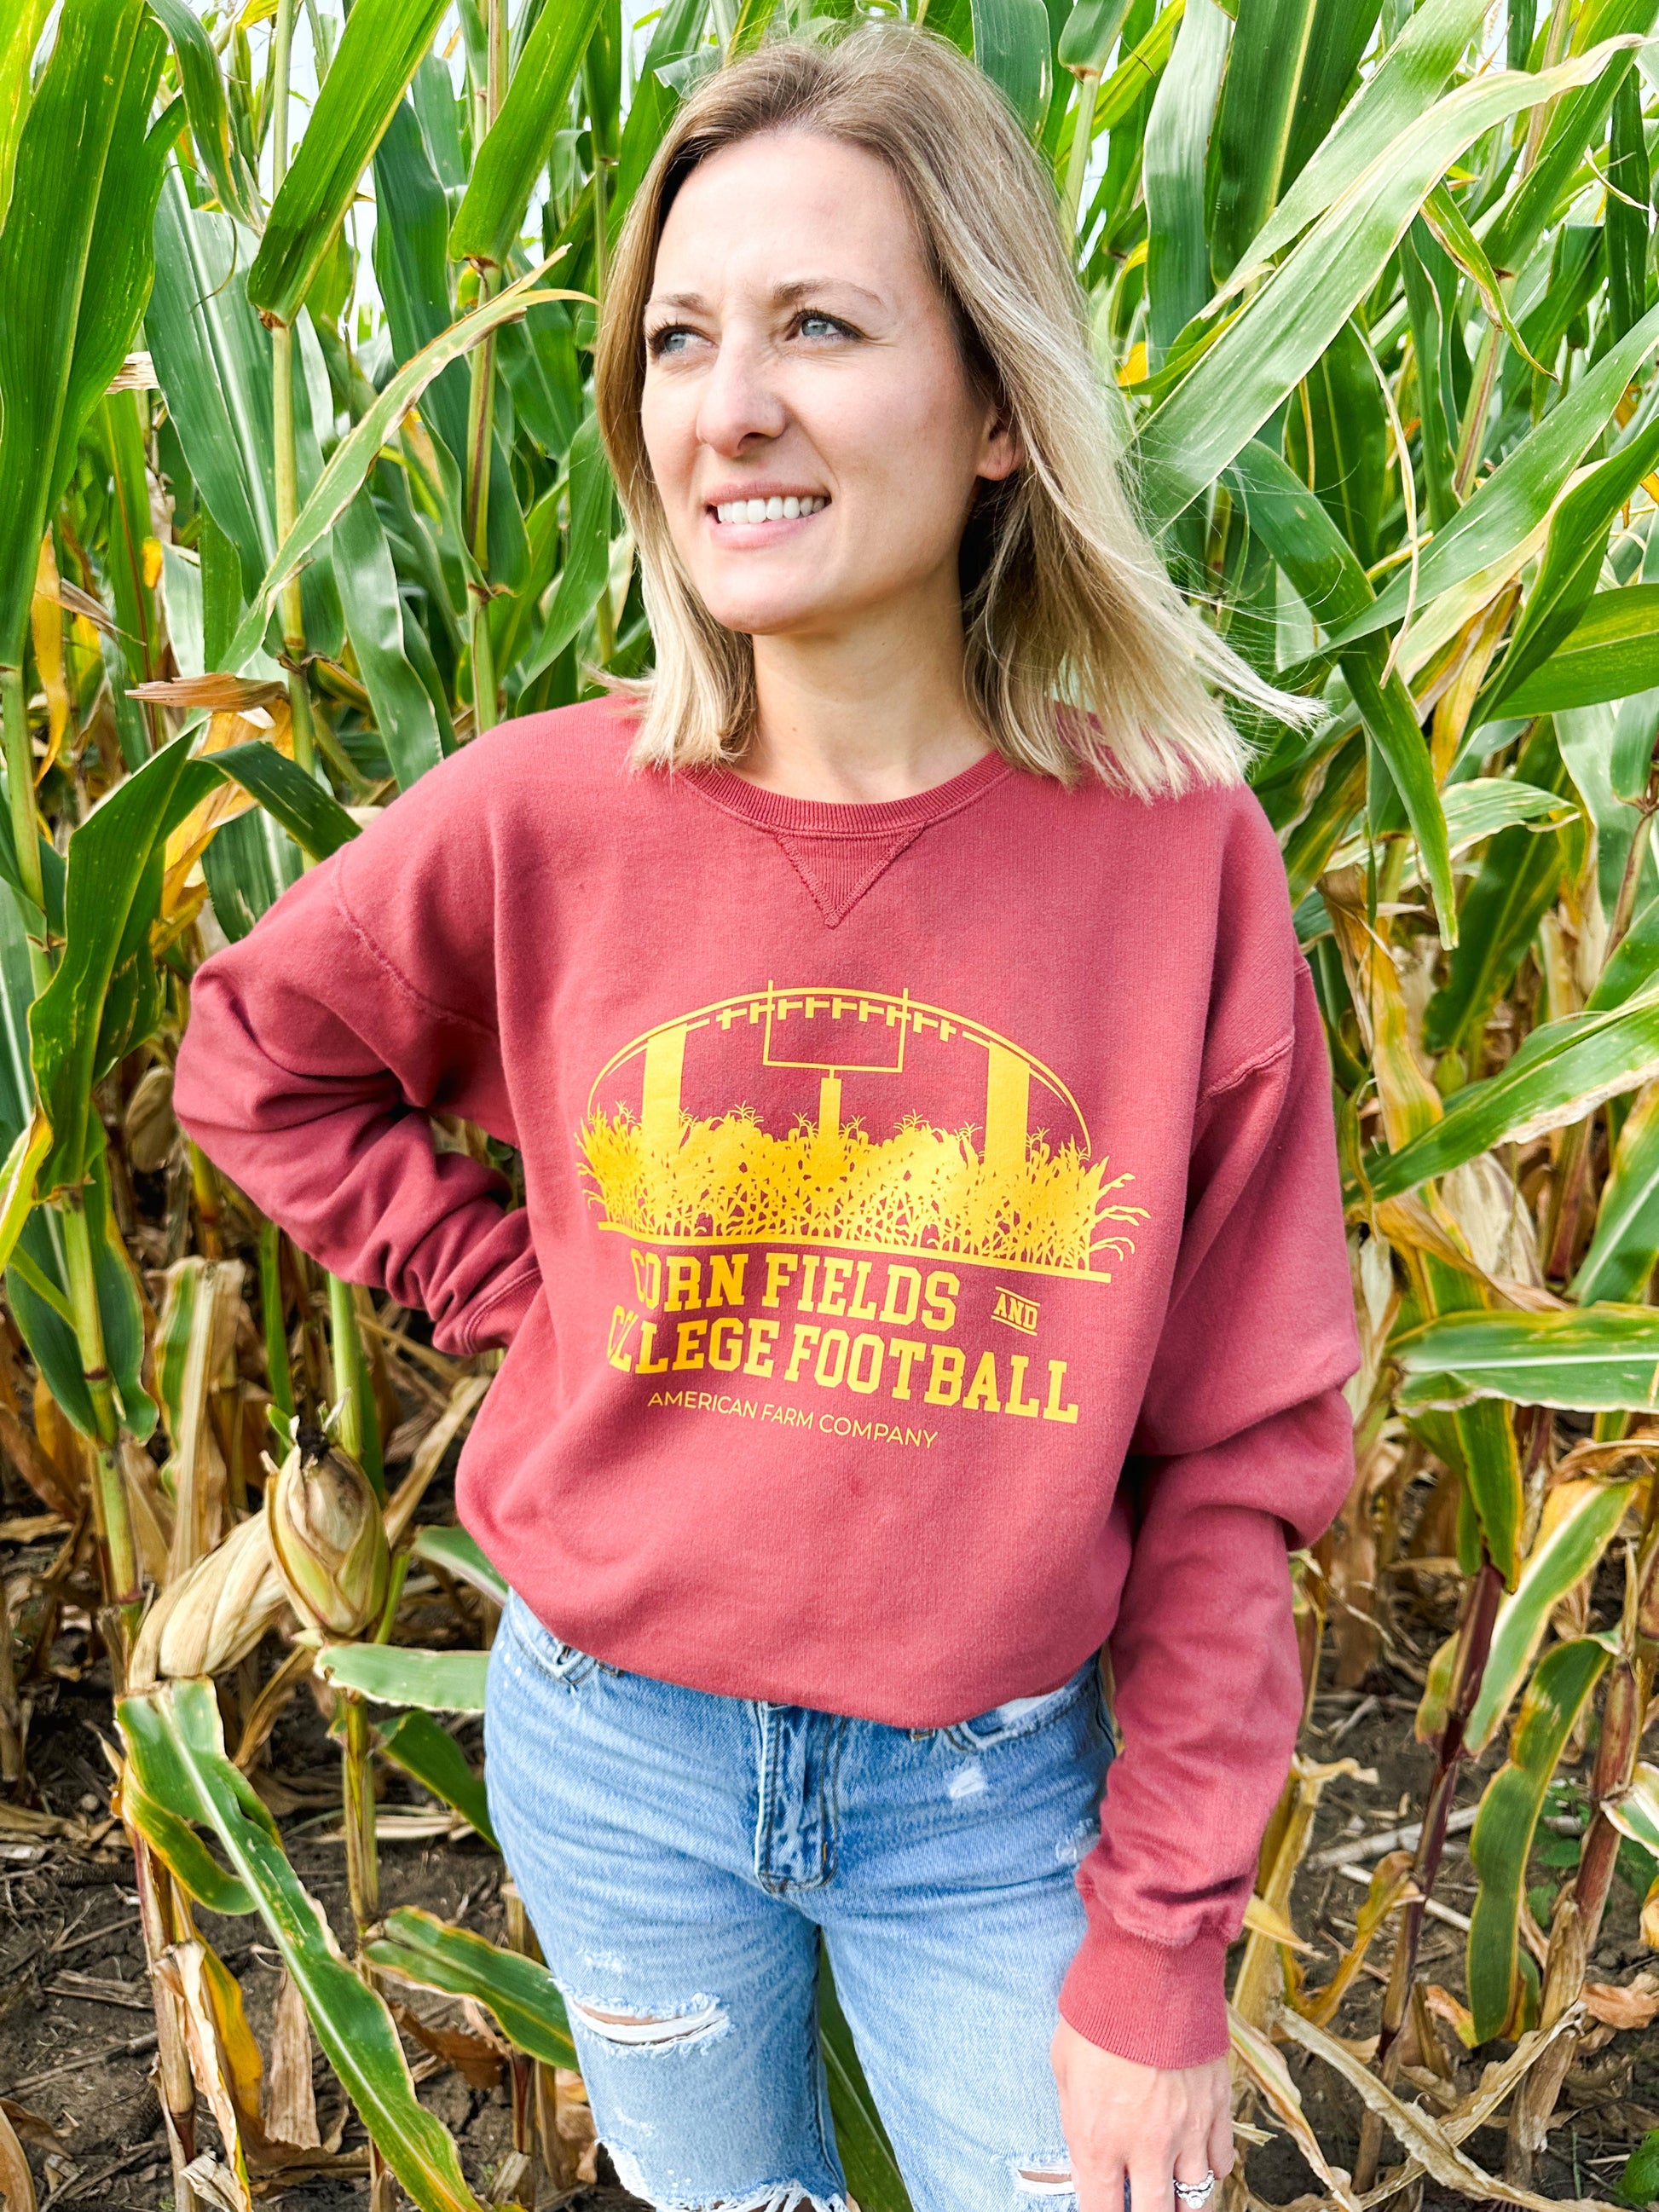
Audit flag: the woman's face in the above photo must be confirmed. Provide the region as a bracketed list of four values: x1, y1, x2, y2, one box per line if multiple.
[639, 129, 1020, 644]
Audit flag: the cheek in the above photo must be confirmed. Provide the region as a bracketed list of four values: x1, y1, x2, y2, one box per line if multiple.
[639, 381, 695, 503]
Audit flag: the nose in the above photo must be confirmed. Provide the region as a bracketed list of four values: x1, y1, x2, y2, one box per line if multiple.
[693, 330, 789, 459]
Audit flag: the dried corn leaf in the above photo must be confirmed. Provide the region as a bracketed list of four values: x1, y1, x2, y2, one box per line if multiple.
[1271, 2003, 1618, 2211]
[1582, 1972, 1659, 2030]
[0, 2098, 36, 2212]
[156, 1942, 254, 2212]
[266, 1969, 321, 2150]
[1228, 2005, 1359, 2212]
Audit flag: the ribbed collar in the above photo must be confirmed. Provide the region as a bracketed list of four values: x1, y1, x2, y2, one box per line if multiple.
[683, 747, 1011, 837]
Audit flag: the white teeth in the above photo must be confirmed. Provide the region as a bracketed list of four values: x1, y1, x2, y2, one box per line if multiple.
[713, 495, 827, 523]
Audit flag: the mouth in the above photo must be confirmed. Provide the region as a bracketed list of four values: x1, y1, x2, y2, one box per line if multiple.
[708, 494, 830, 526]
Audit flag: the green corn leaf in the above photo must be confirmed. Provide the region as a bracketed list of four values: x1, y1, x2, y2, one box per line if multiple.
[147, 176, 278, 600]
[970, 0, 1055, 136]
[332, 493, 444, 791]
[411, 1525, 509, 1605]
[120, 1771, 257, 1916]
[1621, 2133, 1659, 2210]
[1143, 0, 1229, 365]
[514, 411, 616, 685]
[0, 1114, 49, 1281]
[1466, 1636, 1612, 2042]
[218, 258, 571, 674]
[1607, 66, 1650, 340]
[1573, 1080, 1659, 1302]
[247, 0, 451, 327]
[1590, 893, 1659, 1014]
[30, 734, 208, 1198]
[1464, 1479, 1636, 1755]
[1418, 182, 1551, 378]
[1209, 0, 1378, 284]
[373, 1710, 496, 1846]
[1395, 1302, 1659, 1412]
[368, 1908, 577, 2068]
[1220, 0, 1488, 285]
[0, 0, 167, 669]
[202, 808, 304, 944]
[1330, 303, 1659, 650]
[1368, 993, 1659, 1202]
[146, 0, 258, 228]
[1225, 440, 1456, 944]
[211, 741, 361, 862]
[1482, 0, 1659, 281]
[1134, 39, 1643, 527]
[1476, 414, 1659, 727]
[448, 0, 606, 269]
[1424, 727, 1575, 1057]
[117, 1679, 489, 2212]
[1057, 0, 1136, 73]
[0, 0, 53, 233]
[316, 1643, 490, 1712]
[1498, 585, 1659, 717]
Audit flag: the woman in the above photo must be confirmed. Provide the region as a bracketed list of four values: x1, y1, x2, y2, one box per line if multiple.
[174, 26, 1361, 2212]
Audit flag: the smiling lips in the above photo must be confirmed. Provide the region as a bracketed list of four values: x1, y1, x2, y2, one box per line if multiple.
[712, 494, 830, 524]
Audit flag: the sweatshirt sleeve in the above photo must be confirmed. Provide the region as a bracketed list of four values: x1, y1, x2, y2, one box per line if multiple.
[171, 794, 540, 1359]
[1057, 950, 1361, 2071]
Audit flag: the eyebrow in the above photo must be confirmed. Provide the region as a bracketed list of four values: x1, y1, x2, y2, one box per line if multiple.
[645, 277, 888, 314]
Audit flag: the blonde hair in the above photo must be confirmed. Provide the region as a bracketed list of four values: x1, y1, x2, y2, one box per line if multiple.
[596, 22, 1295, 796]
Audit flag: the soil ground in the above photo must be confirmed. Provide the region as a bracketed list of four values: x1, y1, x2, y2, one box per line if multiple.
[1, 1496, 1654, 2209]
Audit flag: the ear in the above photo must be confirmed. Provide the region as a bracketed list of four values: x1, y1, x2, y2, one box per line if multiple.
[977, 398, 1025, 485]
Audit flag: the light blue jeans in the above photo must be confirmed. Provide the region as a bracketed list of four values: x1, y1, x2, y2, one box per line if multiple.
[484, 1588, 1115, 2212]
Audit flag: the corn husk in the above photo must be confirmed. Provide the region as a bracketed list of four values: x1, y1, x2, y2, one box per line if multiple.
[130, 1513, 291, 1689]
[267, 1427, 390, 1639]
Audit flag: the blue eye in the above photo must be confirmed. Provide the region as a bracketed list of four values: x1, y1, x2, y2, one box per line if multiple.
[647, 326, 697, 359]
[798, 312, 850, 339]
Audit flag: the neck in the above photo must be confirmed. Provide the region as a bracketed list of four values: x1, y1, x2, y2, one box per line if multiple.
[735, 583, 991, 803]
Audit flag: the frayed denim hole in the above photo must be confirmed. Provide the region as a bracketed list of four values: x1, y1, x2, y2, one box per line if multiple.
[1010, 2153, 1077, 2198]
[564, 1989, 731, 2053]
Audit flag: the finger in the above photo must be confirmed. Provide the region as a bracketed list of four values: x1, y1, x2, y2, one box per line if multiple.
[1208, 2106, 1237, 2180]
[1074, 2162, 1128, 2212]
[1173, 2138, 1218, 2212]
[1129, 2157, 1175, 2212]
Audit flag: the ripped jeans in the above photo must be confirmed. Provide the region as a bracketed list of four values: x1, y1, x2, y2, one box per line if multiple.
[484, 1588, 1114, 2212]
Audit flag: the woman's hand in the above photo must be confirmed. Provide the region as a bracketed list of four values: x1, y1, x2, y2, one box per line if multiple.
[1051, 2019, 1234, 2212]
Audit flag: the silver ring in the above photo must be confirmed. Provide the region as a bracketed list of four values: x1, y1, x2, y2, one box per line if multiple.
[1173, 2174, 1216, 2206]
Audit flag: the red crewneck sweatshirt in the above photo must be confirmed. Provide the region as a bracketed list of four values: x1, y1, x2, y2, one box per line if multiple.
[173, 701, 1360, 2069]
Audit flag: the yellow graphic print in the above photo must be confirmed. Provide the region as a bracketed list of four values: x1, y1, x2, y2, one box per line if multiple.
[577, 985, 1146, 1281]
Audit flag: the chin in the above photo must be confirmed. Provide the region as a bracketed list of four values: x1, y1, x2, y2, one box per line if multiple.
[693, 587, 843, 638]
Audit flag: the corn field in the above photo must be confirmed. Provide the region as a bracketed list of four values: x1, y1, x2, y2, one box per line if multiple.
[4, 0, 1659, 2203]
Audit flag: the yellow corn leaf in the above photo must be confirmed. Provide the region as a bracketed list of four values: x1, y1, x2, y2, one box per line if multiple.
[0, 1112, 49, 1278]
[1423, 1982, 1479, 2048]
[156, 1942, 255, 2212]
[1117, 339, 1147, 388]
[142, 536, 164, 590]
[30, 535, 69, 783]
[1293, 1850, 1417, 2027]
[162, 699, 292, 911]
[1242, 1894, 1315, 1953]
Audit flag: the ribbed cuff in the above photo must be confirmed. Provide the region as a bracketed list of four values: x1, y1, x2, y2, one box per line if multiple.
[1057, 1915, 1229, 2070]
[440, 1255, 543, 1355]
